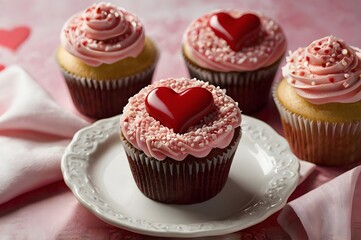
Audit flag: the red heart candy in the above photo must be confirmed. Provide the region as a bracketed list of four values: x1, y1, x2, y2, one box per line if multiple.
[0, 26, 31, 51]
[145, 87, 214, 133]
[209, 12, 261, 51]
[0, 64, 5, 71]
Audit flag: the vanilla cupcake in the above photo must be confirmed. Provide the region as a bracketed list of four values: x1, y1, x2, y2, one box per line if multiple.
[182, 10, 286, 114]
[57, 2, 158, 119]
[274, 36, 361, 165]
[120, 78, 242, 204]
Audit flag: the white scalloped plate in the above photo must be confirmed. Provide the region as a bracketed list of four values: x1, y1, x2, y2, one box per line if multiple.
[61, 115, 299, 238]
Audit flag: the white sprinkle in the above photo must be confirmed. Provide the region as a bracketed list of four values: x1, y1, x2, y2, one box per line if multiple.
[344, 73, 350, 78]
[237, 56, 247, 64]
[343, 81, 350, 88]
[342, 49, 348, 55]
[311, 81, 316, 85]
[341, 59, 347, 66]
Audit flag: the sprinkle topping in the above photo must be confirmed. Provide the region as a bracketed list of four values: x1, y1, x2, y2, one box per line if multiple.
[120, 78, 242, 161]
[183, 10, 286, 72]
[61, 2, 144, 66]
[282, 36, 361, 104]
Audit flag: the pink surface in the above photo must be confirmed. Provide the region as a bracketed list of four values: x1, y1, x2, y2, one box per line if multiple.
[0, 0, 361, 239]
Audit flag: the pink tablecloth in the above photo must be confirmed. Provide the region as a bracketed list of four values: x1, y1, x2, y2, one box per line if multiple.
[0, 0, 360, 239]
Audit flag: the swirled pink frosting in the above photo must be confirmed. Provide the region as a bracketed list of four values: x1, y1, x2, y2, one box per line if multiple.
[282, 36, 361, 104]
[60, 2, 145, 67]
[183, 10, 286, 72]
[120, 78, 242, 161]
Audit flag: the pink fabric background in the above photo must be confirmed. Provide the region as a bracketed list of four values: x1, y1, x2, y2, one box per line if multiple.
[0, 0, 360, 239]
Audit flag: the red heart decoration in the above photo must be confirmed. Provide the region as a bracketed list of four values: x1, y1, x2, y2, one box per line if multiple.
[145, 87, 215, 133]
[209, 12, 261, 51]
[0, 26, 31, 51]
[0, 64, 5, 72]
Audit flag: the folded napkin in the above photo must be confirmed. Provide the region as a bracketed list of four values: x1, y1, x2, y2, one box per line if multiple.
[279, 165, 361, 240]
[0, 66, 88, 204]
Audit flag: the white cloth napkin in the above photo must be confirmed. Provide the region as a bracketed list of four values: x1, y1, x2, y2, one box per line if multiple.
[279, 165, 361, 240]
[0, 66, 88, 204]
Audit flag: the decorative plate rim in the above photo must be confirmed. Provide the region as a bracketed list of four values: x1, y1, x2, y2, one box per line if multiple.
[61, 115, 300, 238]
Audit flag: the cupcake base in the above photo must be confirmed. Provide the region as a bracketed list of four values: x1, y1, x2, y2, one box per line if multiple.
[274, 86, 361, 166]
[60, 64, 156, 119]
[120, 127, 241, 204]
[183, 51, 282, 114]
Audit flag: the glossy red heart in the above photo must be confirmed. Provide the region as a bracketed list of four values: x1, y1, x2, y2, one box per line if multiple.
[145, 87, 214, 133]
[0, 64, 5, 72]
[209, 12, 261, 51]
[0, 26, 30, 51]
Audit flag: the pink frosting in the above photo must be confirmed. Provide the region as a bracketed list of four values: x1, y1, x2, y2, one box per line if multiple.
[60, 2, 145, 67]
[183, 10, 286, 72]
[282, 36, 361, 104]
[120, 78, 242, 161]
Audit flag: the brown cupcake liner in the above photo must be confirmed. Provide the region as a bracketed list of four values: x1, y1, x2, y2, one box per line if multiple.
[60, 62, 156, 119]
[120, 127, 241, 204]
[273, 89, 361, 166]
[183, 51, 282, 114]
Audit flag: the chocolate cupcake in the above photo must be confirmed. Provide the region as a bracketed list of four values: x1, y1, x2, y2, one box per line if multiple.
[119, 78, 242, 204]
[182, 10, 286, 114]
[56, 2, 158, 119]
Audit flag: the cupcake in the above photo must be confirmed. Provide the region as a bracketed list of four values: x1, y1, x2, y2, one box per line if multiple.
[57, 2, 158, 119]
[119, 78, 242, 204]
[274, 36, 361, 165]
[182, 10, 286, 114]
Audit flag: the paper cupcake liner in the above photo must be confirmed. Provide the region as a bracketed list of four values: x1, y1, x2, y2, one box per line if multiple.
[120, 127, 241, 204]
[60, 62, 156, 119]
[273, 90, 361, 165]
[183, 51, 281, 114]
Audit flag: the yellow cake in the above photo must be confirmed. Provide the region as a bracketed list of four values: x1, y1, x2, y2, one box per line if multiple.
[276, 79, 361, 122]
[57, 37, 157, 80]
[274, 36, 361, 165]
[56, 2, 158, 119]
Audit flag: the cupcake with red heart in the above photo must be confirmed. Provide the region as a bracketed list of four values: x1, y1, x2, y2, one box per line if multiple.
[182, 10, 286, 114]
[57, 2, 158, 119]
[119, 78, 242, 204]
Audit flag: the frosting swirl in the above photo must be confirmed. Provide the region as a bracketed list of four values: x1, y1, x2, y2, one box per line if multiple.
[61, 2, 145, 66]
[183, 10, 286, 72]
[120, 78, 242, 161]
[282, 36, 361, 104]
